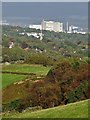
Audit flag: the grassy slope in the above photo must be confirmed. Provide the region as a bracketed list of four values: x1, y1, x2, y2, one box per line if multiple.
[3, 99, 89, 118]
[2, 64, 51, 75]
[2, 74, 27, 88]
[2, 64, 51, 89]
[2, 64, 51, 103]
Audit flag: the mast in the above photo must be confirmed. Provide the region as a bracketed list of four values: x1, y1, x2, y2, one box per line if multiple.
[40, 20, 43, 40]
[66, 21, 68, 33]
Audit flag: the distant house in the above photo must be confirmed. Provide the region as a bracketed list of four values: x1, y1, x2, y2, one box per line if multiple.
[19, 33, 25, 35]
[29, 24, 41, 30]
[26, 32, 40, 38]
[9, 41, 14, 48]
[24, 47, 29, 51]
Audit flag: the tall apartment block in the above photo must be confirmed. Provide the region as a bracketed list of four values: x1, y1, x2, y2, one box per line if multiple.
[41, 20, 63, 32]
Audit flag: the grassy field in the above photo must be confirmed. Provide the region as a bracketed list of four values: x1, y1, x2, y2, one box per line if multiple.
[2, 74, 27, 89]
[2, 64, 51, 89]
[3, 99, 89, 118]
[2, 64, 51, 75]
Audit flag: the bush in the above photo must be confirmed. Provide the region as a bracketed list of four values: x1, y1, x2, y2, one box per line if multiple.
[3, 99, 25, 113]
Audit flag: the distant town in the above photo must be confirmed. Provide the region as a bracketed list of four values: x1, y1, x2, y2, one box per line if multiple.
[1, 19, 87, 36]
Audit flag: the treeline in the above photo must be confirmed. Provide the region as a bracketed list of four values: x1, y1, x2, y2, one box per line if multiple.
[2, 47, 57, 66]
[3, 60, 89, 112]
[2, 46, 89, 66]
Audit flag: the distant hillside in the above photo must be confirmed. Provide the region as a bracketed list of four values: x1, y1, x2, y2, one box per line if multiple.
[2, 25, 88, 65]
[3, 99, 89, 118]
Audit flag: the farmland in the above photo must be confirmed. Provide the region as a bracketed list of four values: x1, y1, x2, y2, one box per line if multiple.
[2, 64, 51, 89]
[2, 64, 51, 76]
[2, 74, 27, 89]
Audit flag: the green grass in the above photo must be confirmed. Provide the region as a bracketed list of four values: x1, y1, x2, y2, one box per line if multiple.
[1, 64, 51, 88]
[2, 74, 27, 89]
[3, 99, 89, 118]
[2, 64, 51, 76]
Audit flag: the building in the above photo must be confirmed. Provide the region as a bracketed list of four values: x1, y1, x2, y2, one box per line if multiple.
[68, 25, 79, 33]
[9, 41, 14, 49]
[41, 20, 63, 32]
[67, 25, 87, 34]
[26, 32, 40, 38]
[29, 25, 41, 30]
[0, 20, 9, 26]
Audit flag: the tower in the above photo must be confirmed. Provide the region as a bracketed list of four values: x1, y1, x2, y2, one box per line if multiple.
[66, 21, 68, 32]
[40, 21, 43, 40]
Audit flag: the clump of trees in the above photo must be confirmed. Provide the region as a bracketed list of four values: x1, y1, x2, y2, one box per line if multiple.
[26, 60, 88, 107]
[2, 47, 30, 62]
[46, 60, 89, 104]
[25, 53, 54, 66]
[2, 47, 54, 66]
[24, 81, 60, 109]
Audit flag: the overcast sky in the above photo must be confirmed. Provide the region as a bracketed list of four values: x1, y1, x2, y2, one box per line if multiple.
[2, 2, 88, 28]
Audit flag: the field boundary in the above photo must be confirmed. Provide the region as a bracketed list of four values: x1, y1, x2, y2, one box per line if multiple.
[1, 71, 36, 75]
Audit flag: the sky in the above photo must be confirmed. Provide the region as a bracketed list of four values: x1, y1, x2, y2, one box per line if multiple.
[1, 2, 88, 28]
